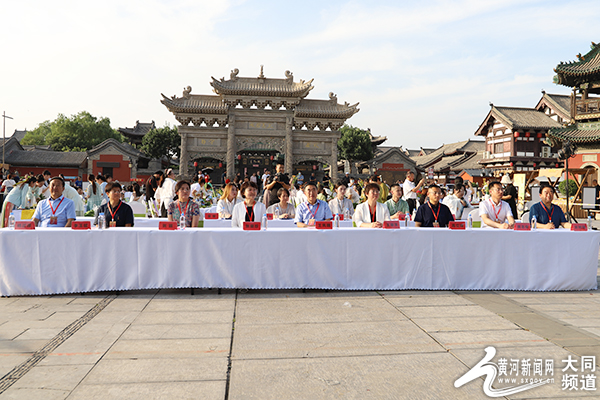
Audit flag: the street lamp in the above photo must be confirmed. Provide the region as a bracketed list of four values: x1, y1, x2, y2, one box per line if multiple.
[2, 111, 13, 175]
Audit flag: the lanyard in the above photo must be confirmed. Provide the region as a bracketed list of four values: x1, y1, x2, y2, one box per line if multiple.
[245, 202, 255, 221]
[427, 202, 441, 222]
[489, 199, 502, 221]
[306, 201, 320, 219]
[108, 201, 122, 220]
[369, 203, 377, 222]
[177, 200, 189, 217]
[541, 202, 554, 221]
[49, 197, 64, 216]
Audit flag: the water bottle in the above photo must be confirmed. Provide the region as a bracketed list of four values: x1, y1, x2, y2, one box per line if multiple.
[404, 212, 409, 227]
[467, 212, 472, 229]
[98, 212, 105, 230]
[334, 213, 340, 229]
[261, 213, 268, 230]
[8, 212, 15, 229]
[531, 215, 537, 230]
[179, 213, 186, 230]
[274, 206, 280, 219]
[344, 207, 350, 221]
[588, 215, 593, 230]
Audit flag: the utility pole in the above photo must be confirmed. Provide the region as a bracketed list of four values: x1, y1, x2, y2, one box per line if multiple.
[2, 111, 13, 175]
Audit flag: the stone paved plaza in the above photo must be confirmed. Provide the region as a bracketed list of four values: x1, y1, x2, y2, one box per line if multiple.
[2, 273, 600, 400]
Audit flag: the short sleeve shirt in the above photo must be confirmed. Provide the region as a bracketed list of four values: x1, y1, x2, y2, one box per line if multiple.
[479, 199, 513, 227]
[403, 179, 416, 199]
[167, 200, 201, 227]
[414, 202, 454, 227]
[385, 198, 409, 215]
[33, 195, 76, 227]
[294, 199, 333, 225]
[529, 202, 567, 228]
[95, 201, 134, 228]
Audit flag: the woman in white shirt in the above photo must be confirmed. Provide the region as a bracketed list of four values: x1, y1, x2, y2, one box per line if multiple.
[353, 182, 391, 228]
[329, 183, 354, 217]
[216, 183, 241, 219]
[160, 168, 177, 217]
[231, 181, 266, 228]
[266, 187, 295, 219]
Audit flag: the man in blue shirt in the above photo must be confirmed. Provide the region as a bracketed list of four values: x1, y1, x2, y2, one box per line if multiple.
[33, 177, 76, 227]
[529, 183, 571, 229]
[295, 182, 333, 227]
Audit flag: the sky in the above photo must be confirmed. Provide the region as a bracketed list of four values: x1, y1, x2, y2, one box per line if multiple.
[1, 0, 599, 150]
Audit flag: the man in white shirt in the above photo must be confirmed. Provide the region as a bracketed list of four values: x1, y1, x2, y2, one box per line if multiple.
[403, 171, 425, 214]
[261, 170, 270, 194]
[1, 174, 15, 194]
[479, 181, 514, 229]
[442, 183, 471, 219]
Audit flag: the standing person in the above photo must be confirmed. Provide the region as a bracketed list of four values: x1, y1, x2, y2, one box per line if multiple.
[264, 162, 290, 207]
[97, 174, 108, 203]
[231, 181, 266, 228]
[221, 170, 227, 186]
[501, 174, 518, 219]
[0, 177, 35, 227]
[385, 183, 409, 219]
[261, 170, 270, 193]
[294, 182, 333, 228]
[40, 170, 52, 199]
[353, 183, 391, 228]
[329, 182, 354, 217]
[32, 177, 76, 228]
[250, 172, 258, 185]
[414, 185, 454, 228]
[167, 180, 200, 228]
[403, 171, 425, 214]
[160, 168, 177, 217]
[296, 171, 305, 187]
[94, 182, 134, 228]
[1, 174, 15, 194]
[592, 179, 600, 210]
[442, 183, 471, 219]
[145, 173, 160, 201]
[529, 183, 571, 229]
[480, 181, 515, 229]
[86, 175, 103, 211]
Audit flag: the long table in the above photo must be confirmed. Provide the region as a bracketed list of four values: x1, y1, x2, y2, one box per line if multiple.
[0, 227, 597, 296]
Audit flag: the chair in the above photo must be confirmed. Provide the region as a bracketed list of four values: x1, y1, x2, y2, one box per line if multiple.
[129, 201, 147, 217]
[520, 211, 530, 223]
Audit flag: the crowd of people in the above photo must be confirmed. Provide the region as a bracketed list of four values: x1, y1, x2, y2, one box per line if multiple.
[0, 163, 579, 231]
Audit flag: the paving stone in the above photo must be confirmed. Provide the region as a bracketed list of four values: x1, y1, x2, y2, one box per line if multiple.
[104, 338, 230, 359]
[11, 364, 93, 391]
[82, 358, 228, 384]
[228, 353, 484, 400]
[67, 381, 225, 400]
[144, 298, 235, 312]
[156, 288, 235, 299]
[0, 354, 31, 377]
[384, 295, 475, 307]
[132, 311, 233, 325]
[413, 315, 520, 332]
[13, 327, 66, 341]
[450, 346, 576, 370]
[398, 305, 498, 319]
[235, 298, 403, 325]
[237, 289, 381, 301]
[0, 388, 70, 400]
[0, 339, 48, 354]
[431, 329, 550, 350]
[101, 298, 151, 312]
[232, 320, 442, 360]
[120, 323, 232, 340]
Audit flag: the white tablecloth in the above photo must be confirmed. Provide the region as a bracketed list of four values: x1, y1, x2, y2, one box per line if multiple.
[203, 219, 354, 228]
[0, 227, 597, 296]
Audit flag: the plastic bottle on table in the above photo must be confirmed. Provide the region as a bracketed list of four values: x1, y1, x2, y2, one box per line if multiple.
[531, 215, 537, 230]
[467, 212, 472, 229]
[344, 207, 350, 221]
[588, 215, 593, 230]
[334, 213, 340, 229]
[274, 206, 280, 219]
[8, 212, 15, 229]
[261, 213, 268, 230]
[404, 212, 409, 227]
[180, 213, 186, 230]
[98, 213, 105, 230]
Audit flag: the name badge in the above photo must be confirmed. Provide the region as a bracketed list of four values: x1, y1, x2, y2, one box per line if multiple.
[448, 221, 466, 230]
[316, 221, 333, 230]
[71, 221, 91, 230]
[383, 221, 400, 229]
[109, 221, 117, 228]
[159, 221, 178, 230]
[571, 223, 588, 231]
[204, 213, 218, 220]
[514, 222, 531, 231]
[432, 221, 440, 228]
[49, 216, 58, 225]
[243, 221, 261, 231]
[15, 221, 35, 230]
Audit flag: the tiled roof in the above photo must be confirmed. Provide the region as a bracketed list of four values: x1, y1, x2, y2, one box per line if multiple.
[555, 42, 600, 76]
[548, 125, 600, 143]
[295, 99, 359, 119]
[88, 138, 145, 158]
[161, 95, 228, 115]
[11, 130, 27, 142]
[118, 121, 156, 137]
[412, 140, 485, 168]
[492, 106, 563, 130]
[211, 77, 314, 98]
[5, 148, 87, 167]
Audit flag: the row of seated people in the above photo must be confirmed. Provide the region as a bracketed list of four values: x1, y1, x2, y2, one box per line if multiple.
[27, 177, 569, 230]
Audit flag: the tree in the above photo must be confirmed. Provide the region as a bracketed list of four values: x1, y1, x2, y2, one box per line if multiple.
[21, 111, 123, 151]
[140, 125, 180, 161]
[337, 124, 373, 173]
[558, 179, 578, 197]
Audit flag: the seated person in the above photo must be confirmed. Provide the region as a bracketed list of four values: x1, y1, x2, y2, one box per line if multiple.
[94, 182, 134, 227]
[329, 183, 354, 217]
[294, 182, 333, 227]
[479, 181, 515, 229]
[385, 183, 409, 219]
[168, 180, 200, 227]
[266, 187, 295, 219]
[231, 181, 266, 228]
[529, 183, 571, 229]
[353, 182, 391, 228]
[414, 185, 454, 227]
[216, 183, 240, 219]
[32, 177, 76, 227]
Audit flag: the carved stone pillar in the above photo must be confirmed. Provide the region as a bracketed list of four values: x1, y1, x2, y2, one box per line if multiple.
[330, 135, 339, 184]
[285, 116, 294, 175]
[129, 157, 137, 180]
[227, 114, 236, 179]
[179, 130, 189, 179]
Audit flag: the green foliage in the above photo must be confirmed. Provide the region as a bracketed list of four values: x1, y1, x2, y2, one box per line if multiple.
[337, 124, 373, 163]
[21, 112, 122, 151]
[140, 125, 180, 161]
[558, 179, 578, 197]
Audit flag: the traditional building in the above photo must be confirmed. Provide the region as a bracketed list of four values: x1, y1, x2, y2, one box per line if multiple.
[547, 41, 600, 179]
[118, 121, 156, 147]
[161, 67, 359, 181]
[474, 105, 562, 174]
